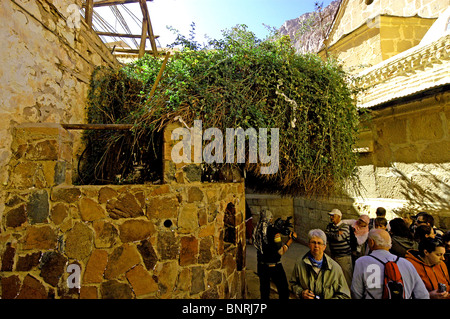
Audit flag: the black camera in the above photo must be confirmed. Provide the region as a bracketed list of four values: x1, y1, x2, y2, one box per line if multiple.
[438, 283, 446, 293]
[273, 216, 294, 236]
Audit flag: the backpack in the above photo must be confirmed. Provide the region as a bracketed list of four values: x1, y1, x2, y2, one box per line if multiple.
[369, 255, 405, 299]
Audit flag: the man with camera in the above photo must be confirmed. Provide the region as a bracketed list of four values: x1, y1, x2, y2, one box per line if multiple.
[252, 210, 297, 299]
[290, 229, 351, 299]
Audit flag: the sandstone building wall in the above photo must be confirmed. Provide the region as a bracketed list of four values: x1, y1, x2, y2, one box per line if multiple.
[0, 0, 119, 213]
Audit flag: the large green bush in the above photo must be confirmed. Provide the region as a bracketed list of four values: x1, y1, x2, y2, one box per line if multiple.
[81, 25, 359, 197]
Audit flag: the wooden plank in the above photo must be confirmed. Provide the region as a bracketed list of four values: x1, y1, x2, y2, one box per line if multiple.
[147, 52, 170, 101]
[96, 31, 159, 39]
[139, 16, 148, 58]
[86, 0, 141, 8]
[139, 0, 158, 57]
[85, 0, 94, 27]
[112, 48, 160, 54]
[62, 124, 134, 130]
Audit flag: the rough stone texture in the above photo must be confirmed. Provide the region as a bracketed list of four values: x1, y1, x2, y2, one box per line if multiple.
[1, 275, 21, 299]
[104, 244, 141, 280]
[199, 237, 213, 264]
[147, 195, 179, 219]
[191, 266, 205, 295]
[180, 236, 198, 266]
[187, 186, 204, 202]
[157, 231, 179, 260]
[118, 219, 154, 243]
[98, 187, 118, 204]
[101, 280, 134, 299]
[92, 220, 118, 248]
[50, 203, 68, 225]
[178, 203, 199, 233]
[137, 239, 158, 271]
[183, 165, 202, 182]
[278, 0, 340, 54]
[5, 204, 27, 228]
[27, 190, 49, 224]
[80, 286, 98, 299]
[156, 260, 178, 298]
[51, 187, 81, 203]
[2, 124, 246, 299]
[21, 225, 57, 250]
[16, 252, 42, 271]
[126, 264, 158, 297]
[64, 222, 94, 260]
[106, 193, 144, 219]
[83, 249, 108, 284]
[16, 275, 47, 299]
[1, 243, 15, 271]
[39, 251, 67, 286]
[79, 197, 106, 221]
[1, 180, 246, 299]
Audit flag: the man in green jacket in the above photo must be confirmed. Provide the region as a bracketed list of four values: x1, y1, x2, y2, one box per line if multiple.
[289, 229, 351, 299]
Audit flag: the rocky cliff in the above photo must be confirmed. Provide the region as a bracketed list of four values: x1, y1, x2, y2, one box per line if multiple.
[278, 0, 341, 53]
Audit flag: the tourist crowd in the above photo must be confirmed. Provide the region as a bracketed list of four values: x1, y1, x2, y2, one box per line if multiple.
[253, 207, 450, 299]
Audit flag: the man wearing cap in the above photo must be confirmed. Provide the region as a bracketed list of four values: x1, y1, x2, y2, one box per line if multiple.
[325, 208, 353, 288]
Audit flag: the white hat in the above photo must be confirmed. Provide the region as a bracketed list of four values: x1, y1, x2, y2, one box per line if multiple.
[328, 208, 342, 217]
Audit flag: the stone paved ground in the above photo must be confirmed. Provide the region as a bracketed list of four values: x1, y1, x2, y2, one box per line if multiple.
[245, 241, 309, 299]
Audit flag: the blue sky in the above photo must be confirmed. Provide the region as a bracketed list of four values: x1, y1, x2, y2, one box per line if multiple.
[96, 0, 335, 48]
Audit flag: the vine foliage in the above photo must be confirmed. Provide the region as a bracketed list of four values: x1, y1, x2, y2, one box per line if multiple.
[80, 25, 360, 197]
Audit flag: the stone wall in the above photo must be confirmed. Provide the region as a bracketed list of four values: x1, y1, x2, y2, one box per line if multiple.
[0, 0, 119, 213]
[0, 123, 246, 299]
[321, 0, 446, 73]
[348, 91, 450, 229]
[322, 15, 435, 73]
[245, 193, 293, 225]
[246, 192, 359, 244]
[328, 0, 448, 46]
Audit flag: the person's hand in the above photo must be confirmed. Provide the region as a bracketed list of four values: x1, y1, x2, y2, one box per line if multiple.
[301, 289, 316, 299]
[429, 289, 449, 299]
[290, 231, 297, 240]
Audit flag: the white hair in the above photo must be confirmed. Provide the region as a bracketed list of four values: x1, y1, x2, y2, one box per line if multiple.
[308, 229, 327, 246]
[368, 229, 392, 248]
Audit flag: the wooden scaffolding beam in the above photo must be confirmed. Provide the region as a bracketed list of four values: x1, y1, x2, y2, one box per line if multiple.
[84, 0, 143, 8]
[139, 0, 158, 58]
[85, 0, 94, 27]
[82, 0, 159, 58]
[62, 124, 134, 130]
[96, 31, 159, 39]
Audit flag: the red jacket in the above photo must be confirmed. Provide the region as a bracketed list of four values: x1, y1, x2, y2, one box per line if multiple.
[405, 250, 450, 293]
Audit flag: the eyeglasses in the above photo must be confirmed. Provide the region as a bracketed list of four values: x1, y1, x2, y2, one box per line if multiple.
[309, 241, 325, 246]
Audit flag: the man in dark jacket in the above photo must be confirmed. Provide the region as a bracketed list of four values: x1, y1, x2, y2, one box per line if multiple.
[253, 209, 297, 299]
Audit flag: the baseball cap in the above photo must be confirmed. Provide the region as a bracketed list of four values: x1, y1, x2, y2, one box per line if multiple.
[328, 209, 342, 217]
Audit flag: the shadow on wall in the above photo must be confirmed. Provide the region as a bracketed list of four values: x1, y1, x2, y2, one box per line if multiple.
[391, 163, 450, 229]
